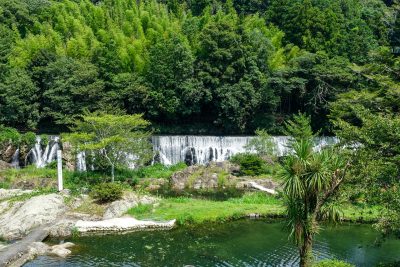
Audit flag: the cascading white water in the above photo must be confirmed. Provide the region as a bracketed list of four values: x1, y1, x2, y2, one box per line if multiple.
[152, 136, 251, 165]
[76, 151, 87, 172]
[22, 135, 338, 170]
[152, 135, 339, 166]
[11, 148, 20, 168]
[29, 136, 60, 168]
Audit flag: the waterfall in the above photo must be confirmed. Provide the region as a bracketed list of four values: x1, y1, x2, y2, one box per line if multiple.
[76, 151, 87, 172]
[29, 136, 60, 168]
[152, 135, 339, 166]
[20, 134, 339, 169]
[11, 149, 20, 168]
[152, 136, 252, 166]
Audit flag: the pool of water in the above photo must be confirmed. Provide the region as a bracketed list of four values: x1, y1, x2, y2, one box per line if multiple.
[25, 220, 400, 267]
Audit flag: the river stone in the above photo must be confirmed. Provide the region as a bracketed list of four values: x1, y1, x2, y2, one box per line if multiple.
[52, 242, 75, 250]
[0, 194, 66, 240]
[29, 242, 50, 256]
[49, 247, 71, 258]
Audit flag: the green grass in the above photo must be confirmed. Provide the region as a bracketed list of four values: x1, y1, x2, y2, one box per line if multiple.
[341, 203, 383, 223]
[0, 165, 57, 182]
[127, 191, 383, 226]
[128, 192, 285, 225]
[0, 162, 187, 192]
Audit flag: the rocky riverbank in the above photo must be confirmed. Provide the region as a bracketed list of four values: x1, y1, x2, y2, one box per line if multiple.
[0, 189, 175, 266]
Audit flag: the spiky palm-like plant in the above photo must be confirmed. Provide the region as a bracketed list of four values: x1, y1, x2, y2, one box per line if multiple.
[280, 114, 348, 267]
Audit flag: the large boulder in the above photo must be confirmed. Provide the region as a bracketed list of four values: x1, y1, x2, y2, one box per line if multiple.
[136, 178, 167, 192]
[0, 145, 16, 163]
[0, 194, 66, 240]
[103, 192, 157, 220]
[170, 161, 239, 191]
[0, 160, 12, 170]
[169, 161, 280, 193]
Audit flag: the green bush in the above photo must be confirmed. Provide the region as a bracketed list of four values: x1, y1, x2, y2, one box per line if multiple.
[313, 259, 355, 267]
[20, 132, 36, 147]
[90, 182, 123, 203]
[230, 153, 267, 176]
[135, 162, 187, 179]
[0, 125, 20, 146]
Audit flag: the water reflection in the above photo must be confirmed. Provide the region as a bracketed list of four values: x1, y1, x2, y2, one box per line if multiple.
[25, 220, 400, 267]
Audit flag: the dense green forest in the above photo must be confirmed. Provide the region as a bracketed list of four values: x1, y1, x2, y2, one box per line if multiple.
[0, 0, 398, 133]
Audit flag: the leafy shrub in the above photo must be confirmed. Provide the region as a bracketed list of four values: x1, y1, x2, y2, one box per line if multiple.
[245, 129, 277, 158]
[90, 182, 123, 203]
[0, 126, 20, 147]
[230, 153, 267, 176]
[20, 132, 36, 147]
[313, 259, 355, 267]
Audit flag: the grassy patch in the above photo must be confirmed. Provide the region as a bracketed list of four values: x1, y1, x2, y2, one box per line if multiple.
[130, 203, 153, 215]
[0, 162, 187, 194]
[73, 197, 106, 216]
[341, 203, 383, 223]
[0, 166, 57, 187]
[4, 189, 55, 203]
[128, 192, 382, 226]
[128, 192, 285, 225]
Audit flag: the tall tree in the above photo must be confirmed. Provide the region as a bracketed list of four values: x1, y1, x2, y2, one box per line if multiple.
[41, 57, 105, 126]
[0, 69, 40, 129]
[330, 47, 400, 235]
[145, 33, 204, 120]
[280, 114, 348, 267]
[65, 113, 152, 182]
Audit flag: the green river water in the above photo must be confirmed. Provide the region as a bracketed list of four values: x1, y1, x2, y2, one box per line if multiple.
[25, 220, 400, 267]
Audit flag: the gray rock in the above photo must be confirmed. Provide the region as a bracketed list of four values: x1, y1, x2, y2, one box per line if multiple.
[103, 193, 157, 219]
[0, 194, 66, 240]
[48, 219, 76, 238]
[103, 200, 138, 220]
[29, 242, 50, 256]
[170, 161, 245, 191]
[0, 160, 12, 170]
[52, 242, 75, 250]
[49, 246, 71, 258]
[28, 242, 75, 258]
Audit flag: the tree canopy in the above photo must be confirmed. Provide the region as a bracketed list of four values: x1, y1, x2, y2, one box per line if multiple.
[0, 0, 395, 134]
[64, 113, 152, 182]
